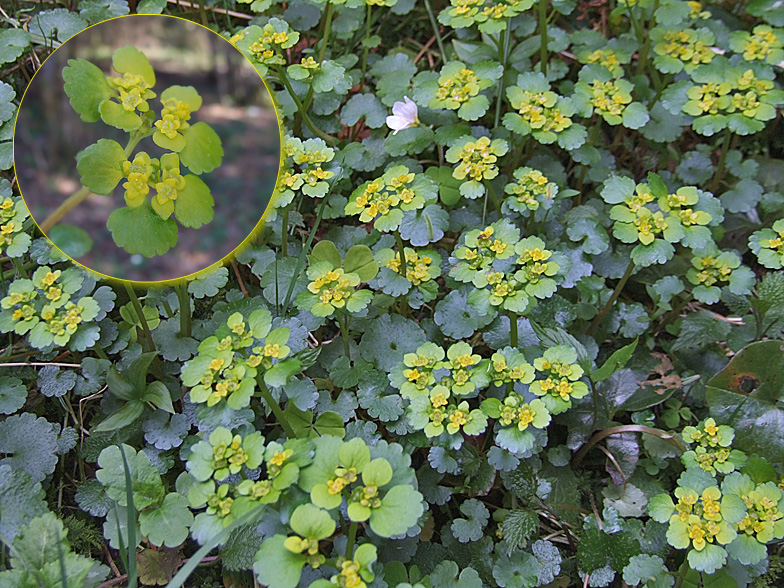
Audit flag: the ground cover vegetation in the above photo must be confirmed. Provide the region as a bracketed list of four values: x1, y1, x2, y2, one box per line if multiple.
[0, 0, 783, 587]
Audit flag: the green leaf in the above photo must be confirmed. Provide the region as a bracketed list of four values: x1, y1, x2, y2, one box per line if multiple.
[748, 0, 784, 24]
[0, 413, 59, 483]
[0, 29, 30, 65]
[253, 535, 307, 588]
[370, 484, 423, 537]
[430, 561, 482, 588]
[136, 0, 167, 13]
[706, 340, 784, 465]
[310, 240, 342, 268]
[139, 492, 193, 548]
[0, 376, 27, 415]
[107, 202, 178, 257]
[48, 224, 93, 258]
[112, 45, 155, 86]
[76, 139, 126, 194]
[592, 338, 638, 382]
[99, 99, 142, 131]
[451, 498, 489, 543]
[143, 381, 174, 413]
[180, 122, 224, 174]
[492, 551, 540, 588]
[174, 175, 214, 229]
[314, 411, 346, 437]
[29, 9, 87, 42]
[290, 503, 336, 539]
[622, 554, 673, 588]
[95, 444, 165, 510]
[344, 245, 378, 281]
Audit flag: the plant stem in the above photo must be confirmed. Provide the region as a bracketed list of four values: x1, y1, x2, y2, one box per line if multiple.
[510, 312, 518, 347]
[318, 2, 335, 64]
[494, 21, 512, 129]
[175, 282, 192, 338]
[709, 129, 732, 194]
[538, 0, 548, 74]
[393, 230, 407, 281]
[360, 4, 372, 90]
[423, 0, 447, 64]
[257, 377, 297, 439]
[276, 69, 337, 146]
[92, 344, 110, 361]
[673, 560, 690, 588]
[345, 521, 358, 559]
[281, 205, 290, 257]
[39, 186, 91, 233]
[124, 283, 157, 355]
[283, 193, 331, 314]
[586, 258, 635, 336]
[338, 311, 351, 357]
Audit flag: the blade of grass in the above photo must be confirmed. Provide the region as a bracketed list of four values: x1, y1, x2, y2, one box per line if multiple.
[117, 443, 138, 588]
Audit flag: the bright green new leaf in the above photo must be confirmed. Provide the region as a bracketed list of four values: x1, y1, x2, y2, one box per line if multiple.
[174, 175, 214, 228]
[180, 122, 224, 174]
[62, 58, 114, 123]
[75, 139, 126, 194]
[107, 202, 178, 257]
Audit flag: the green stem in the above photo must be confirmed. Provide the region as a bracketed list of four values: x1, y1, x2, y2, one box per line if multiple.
[276, 69, 337, 146]
[175, 283, 192, 338]
[587, 259, 635, 336]
[39, 187, 91, 233]
[709, 129, 732, 194]
[124, 283, 157, 355]
[345, 521, 358, 559]
[423, 0, 447, 64]
[673, 560, 690, 588]
[281, 205, 290, 258]
[257, 377, 297, 439]
[538, 0, 548, 74]
[510, 312, 518, 347]
[494, 21, 512, 129]
[393, 230, 407, 281]
[338, 311, 351, 357]
[2, 261, 35, 281]
[92, 344, 110, 361]
[360, 4, 372, 91]
[282, 193, 331, 314]
[318, 2, 335, 64]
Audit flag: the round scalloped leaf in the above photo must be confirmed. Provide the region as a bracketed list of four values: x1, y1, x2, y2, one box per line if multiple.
[99, 99, 142, 131]
[253, 534, 307, 588]
[180, 122, 223, 174]
[48, 224, 93, 258]
[369, 484, 423, 537]
[174, 175, 214, 229]
[0, 376, 26, 415]
[161, 85, 202, 111]
[112, 45, 155, 86]
[138, 491, 194, 548]
[62, 58, 114, 123]
[107, 202, 178, 257]
[75, 139, 126, 195]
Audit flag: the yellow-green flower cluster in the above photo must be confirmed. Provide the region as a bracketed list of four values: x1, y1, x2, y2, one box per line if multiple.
[723, 474, 784, 559]
[652, 27, 716, 73]
[580, 48, 627, 77]
[384, 248, 437, 286]
[529, 345, 589, 414]
[750, 218, 784, 269]
[233, 18, 300, 74]
[345, 165, 434, 231]
[121, 152, 187, 220]
[438, 0, 532, 33]
[450, 220, 520, 285]
[445, 136, 508, 199]
[106, 69, 155, 116]
[0, 266, 100, 349]
[276, 136, 336, 208]
[687, 1, 711, 19]
[681, 418, 747, 476]
[729, 25, 784, 65]
[408, 385, 488, 438]
[503, 167, 557, 215]
[0, 193, 31, 258]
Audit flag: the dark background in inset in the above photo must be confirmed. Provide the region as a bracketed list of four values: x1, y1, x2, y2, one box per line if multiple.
[14, 15, 280, 282]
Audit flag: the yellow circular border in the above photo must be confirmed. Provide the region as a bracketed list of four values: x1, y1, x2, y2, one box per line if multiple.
[12, 12, 285, 288]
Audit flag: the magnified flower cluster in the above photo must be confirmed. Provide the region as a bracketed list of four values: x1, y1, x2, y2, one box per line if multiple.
[63, 46, 223, 256]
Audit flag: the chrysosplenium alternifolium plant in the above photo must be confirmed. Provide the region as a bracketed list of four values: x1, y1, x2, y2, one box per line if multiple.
[62, 46, 224, 257]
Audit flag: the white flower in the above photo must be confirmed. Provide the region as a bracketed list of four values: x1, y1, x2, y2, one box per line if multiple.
[386, 96, 419, 135]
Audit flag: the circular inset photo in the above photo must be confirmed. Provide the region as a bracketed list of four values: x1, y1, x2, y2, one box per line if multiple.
[13, 14, 281, 283]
